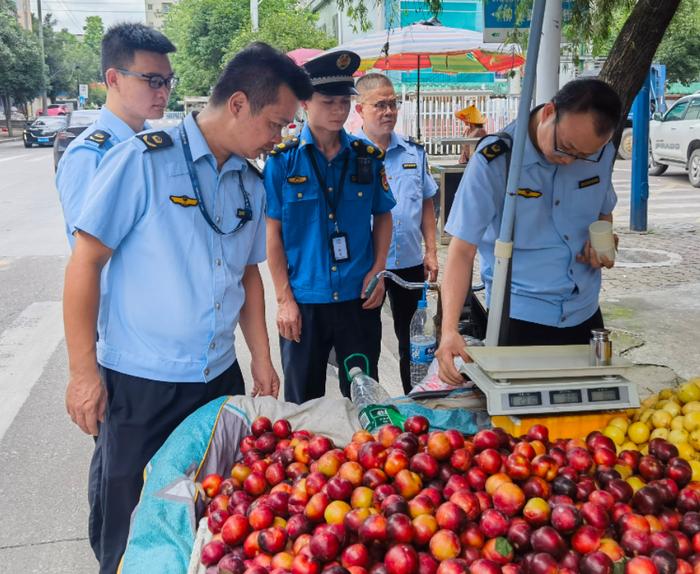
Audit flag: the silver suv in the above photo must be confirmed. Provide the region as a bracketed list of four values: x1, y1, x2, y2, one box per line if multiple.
[649, 94, 700, 187]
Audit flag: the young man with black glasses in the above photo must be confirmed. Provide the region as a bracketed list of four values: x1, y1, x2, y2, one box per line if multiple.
[436, 79, 623, 385]
[56, 22, 176, 249]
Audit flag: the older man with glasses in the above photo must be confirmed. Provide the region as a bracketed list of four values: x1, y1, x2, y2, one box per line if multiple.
[355, 73, 438, 394]
[56, 23, 177, 249]
[436, 79, 623, 385]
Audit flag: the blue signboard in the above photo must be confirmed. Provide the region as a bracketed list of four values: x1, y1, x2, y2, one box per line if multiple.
[484, 0, 571, 42]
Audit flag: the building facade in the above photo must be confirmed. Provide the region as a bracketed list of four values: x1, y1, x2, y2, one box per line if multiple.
[145, 0, 178, 30]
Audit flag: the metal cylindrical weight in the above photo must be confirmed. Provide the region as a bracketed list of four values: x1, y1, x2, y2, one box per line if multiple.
[590, 328, 612, 366]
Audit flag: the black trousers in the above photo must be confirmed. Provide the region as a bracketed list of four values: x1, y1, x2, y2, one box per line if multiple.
[503, 308, 605, 346]
[281, 299, 382, 404]
[88, 362, 244, 574]
[385, 264, 425, 394]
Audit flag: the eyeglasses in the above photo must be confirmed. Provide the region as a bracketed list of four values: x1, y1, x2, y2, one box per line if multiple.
[116, 68, 178, 90]
[553, 112, 605, 163]
[365, 99, 401, 112]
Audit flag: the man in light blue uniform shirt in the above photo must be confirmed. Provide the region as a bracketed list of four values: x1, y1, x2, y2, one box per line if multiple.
[355, 73, 438, 393]
[264, 51, 396, 404]
[63, 44, 312, 573]
[56, 23, 176, 248]
[436, 79, 623, 385]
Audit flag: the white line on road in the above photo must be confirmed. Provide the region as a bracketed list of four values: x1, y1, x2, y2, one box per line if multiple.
[0, 154, 32, 163]
[0, 302, 64, 443]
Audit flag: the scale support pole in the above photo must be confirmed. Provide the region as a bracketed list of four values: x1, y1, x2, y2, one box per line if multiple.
[630, 71, 651, 232]
[484, 0, 547, 347]
[535, 0, 561, 105]
[251, 0, 259, 31]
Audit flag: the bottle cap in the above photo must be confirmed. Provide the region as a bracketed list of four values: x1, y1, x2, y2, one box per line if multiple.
[349, 366, 364, 378]
[417, 299, 427, 309]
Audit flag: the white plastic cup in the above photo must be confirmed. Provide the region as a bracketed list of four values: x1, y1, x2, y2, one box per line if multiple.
[589, 220, 616, 262]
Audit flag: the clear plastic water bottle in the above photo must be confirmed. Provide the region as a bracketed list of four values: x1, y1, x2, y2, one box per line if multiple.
[409, 296, 436, 387]
[349, 367, 401, 433]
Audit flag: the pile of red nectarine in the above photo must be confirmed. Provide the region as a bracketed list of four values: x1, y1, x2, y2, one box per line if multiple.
[198, 416, 700, 574]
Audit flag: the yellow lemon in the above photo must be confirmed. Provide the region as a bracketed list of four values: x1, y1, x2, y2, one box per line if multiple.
[641, 444, 649, 455]
[684, 412, 700, 432]
[614, 463, 633, 479]
[627, 421, 651, 445]
[676, 442, 696, 461]
[641, 395, 658, 409]
[650, 428, 670, 441]
[603, 425, 626, 446]
[651, 410, 673, 429]
[683, 401, 700, 415]
[669, 428, 690, 445]
[627, 476, 646, 493]
[639, 410, 654, 424]
[678, 383, 700, 404]
[690, 460, 700, 482]
[672, 416, 686, 431]
[608, 417, 629, 432]
[689, 377, 700, 390]
[621, 441, 639, 452]
[663, 402, 682, 418]
[659, 389, 675, 400]
[689, 429, 700, 450]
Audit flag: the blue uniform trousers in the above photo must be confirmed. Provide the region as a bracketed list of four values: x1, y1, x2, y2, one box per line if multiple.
[385, 264, 425, 394]
[281, 299, 382, 404]
[88, 362, 244, 574]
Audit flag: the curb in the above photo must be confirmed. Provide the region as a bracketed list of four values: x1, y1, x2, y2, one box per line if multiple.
[0, 137, 21, 145]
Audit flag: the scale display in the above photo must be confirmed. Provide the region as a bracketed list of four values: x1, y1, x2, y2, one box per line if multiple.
[550, 389, 582, 405]
[588, 387, 621, 402]
[508, 392, 542, 408]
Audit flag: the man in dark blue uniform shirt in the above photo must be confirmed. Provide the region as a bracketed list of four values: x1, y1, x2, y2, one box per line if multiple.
[264, 51, 396, 403]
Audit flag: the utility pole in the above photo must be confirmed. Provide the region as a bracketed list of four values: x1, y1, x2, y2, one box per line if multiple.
[37, 0, 48, 114]
[535, 0, 562, 105]
[251, 0, 259, 31]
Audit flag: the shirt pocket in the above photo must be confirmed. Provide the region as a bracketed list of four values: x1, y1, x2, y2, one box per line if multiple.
[282, 184, 320, 224]
[566, 176, 607, 226]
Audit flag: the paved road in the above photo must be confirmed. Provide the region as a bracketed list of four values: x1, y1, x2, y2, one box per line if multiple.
[0, 140, 697, 571]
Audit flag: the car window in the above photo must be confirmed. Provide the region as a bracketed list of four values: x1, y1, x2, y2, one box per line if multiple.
[664, 100, 690, 122]
[69, 112, 100, 127]
[685, 99, 700, 121]
[35, 117, 65, 126]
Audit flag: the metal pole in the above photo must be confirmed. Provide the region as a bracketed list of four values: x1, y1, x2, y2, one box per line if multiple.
[416, 55, 421, 141]
[630, 71, 651, 232]
[37, 0, 48, 114]
[484, 0, 547, 347]
[251, 0, 259, 32]
[535, 0, 561, 104]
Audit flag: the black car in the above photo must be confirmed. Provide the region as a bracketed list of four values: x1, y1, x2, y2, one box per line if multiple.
[53, 109, 101, 170]
[23, 116, 67, 148]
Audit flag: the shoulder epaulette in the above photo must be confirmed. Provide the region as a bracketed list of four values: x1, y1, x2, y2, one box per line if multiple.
[351, 139, 385, 160]
[479, 138, 509, 162]
[404, 135, 424, 148]
[269, 137, 299, 156]
[85, 130, 111, 147]
[247, 159, 263, 178]
[137, 131, 173, 151]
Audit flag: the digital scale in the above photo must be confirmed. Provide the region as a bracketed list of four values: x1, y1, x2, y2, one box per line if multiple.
[460, 345, 640, 416]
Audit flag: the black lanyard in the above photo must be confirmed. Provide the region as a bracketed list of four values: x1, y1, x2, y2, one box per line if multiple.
[306, 146, 350, 219]
[178, 122, 252, 236]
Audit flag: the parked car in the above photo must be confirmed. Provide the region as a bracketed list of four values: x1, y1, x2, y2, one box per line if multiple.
[649, 93, 700, 188]
[23, 116, 67, 148]
[39, 103, 70, 116]
[53, 109, 100, 170]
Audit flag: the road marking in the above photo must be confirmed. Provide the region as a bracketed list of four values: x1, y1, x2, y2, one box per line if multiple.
[0, 302, 64, 442]
[0, 154, 31, 163]
[26, 154, 51, 163]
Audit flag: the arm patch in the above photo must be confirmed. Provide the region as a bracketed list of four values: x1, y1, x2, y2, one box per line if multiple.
[479, 139, 508, 162]
[138, 131, 173, 151]
[269, 137, 299, 156]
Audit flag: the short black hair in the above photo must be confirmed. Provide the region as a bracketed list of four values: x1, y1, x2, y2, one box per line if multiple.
[211, 42, 313, 113]
[101, 23, 176, 78]
[552, 79, 622, 137]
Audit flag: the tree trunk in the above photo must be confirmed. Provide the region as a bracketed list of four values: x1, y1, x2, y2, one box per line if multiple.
[599, 0, 682, 149]
[2, 95, 12, 138]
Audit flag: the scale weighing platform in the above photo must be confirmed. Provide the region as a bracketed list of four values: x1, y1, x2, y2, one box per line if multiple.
[460, 345, 640, 416]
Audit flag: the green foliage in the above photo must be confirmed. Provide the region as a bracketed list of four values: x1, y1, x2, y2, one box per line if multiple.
[164, 0, 248, 96]
[225, 0, 335, 58]
[0, 8, 44, 107]
[654, 0, 700, 84]
[83, 15, 104, 56]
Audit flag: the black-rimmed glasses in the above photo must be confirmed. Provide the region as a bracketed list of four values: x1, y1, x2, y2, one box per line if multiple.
[116, 68, 178, 90]
[553, 113, 605, 163]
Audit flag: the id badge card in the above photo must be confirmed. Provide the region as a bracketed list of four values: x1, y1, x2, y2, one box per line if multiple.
[330, 232, 350, 262]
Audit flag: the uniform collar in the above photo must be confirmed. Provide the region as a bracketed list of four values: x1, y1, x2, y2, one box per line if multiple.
[521, 105, 550, 167]
[300, 124, 352, 154]
[356, 128, 405, 153]
[99, 106, 141, 142]
[183, 112, 246, 173]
